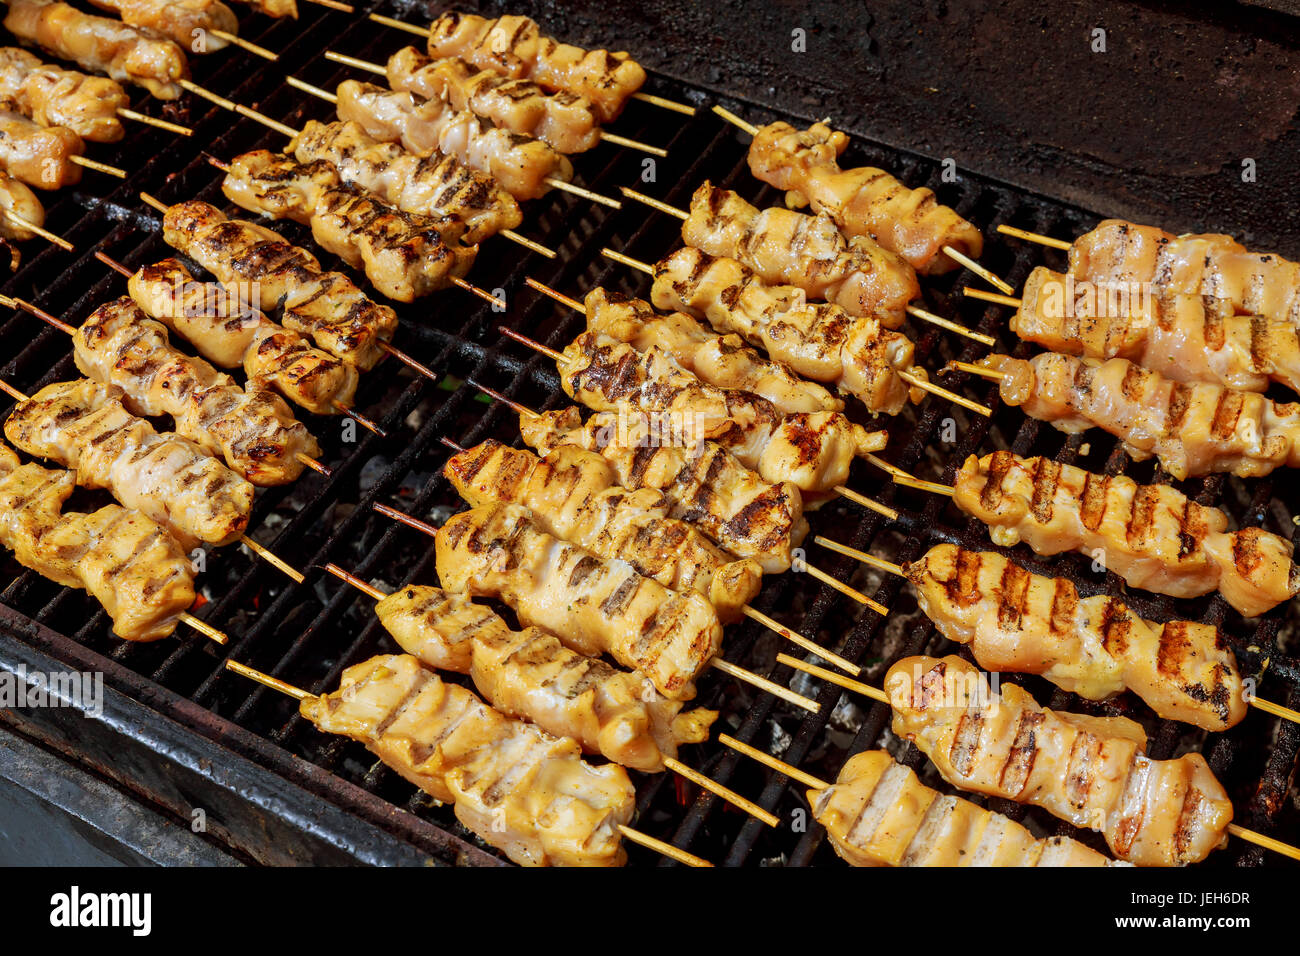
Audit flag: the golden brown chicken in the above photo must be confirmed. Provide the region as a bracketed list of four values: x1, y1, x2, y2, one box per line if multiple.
[0, 47, 127, 142]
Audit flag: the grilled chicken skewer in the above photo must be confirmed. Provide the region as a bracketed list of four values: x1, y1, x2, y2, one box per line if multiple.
[715, 108, 985, 277]
[229, 654, 637, 867]
[217, 150, 478, 303]
[974, 351, 1300, 480]
[323, 565, 717, 773]
[0, 47, 128, 141]
[15, 295, 322, 485]
[85, 0, 239, 51]
[0, 440, 197, 641]
[503, 325, 886, 502]
[725, 739, 1126, 866]
[425, 11, 646, 123]
[4, 0, 190, 99]
[972, 267, 1300, 396]
[0, 110, 125, 188]
[0, 170, 49, 249]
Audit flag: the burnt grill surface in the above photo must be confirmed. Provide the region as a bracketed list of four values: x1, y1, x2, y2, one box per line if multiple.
[0, 0, 1296, 867]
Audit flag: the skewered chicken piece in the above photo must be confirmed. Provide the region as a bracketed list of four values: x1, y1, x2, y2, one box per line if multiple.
[552, 329, 884, 500]
[1068, 219, 1300, 328]
[85, 0, 238, 51]
[220, 150, 477, 303]
[436, 502, 724, 701]
[124, 258, 359, 416]
[812, 751, 1123, 867]
[581, 287, 842, 414]
[953, 451, 1300, 617]
[0, 110, 85, 189]
[426, 12, 646, 123]
[982, 351, 1300, 480]
[72, 297, 321, 485]
[0, 47, 127, 142]
[905, 543, 1246, 731]
[232, 0, 296, 18]
[444, 438, 763, 621]
[681, 181, 920, 325]
[334, 78, 573, 201]
[0, 170, 46, 241]
[4, 379, 253, 549]
[287, 119, 522, 245]
[369, 582, 716, 772]
[4, 0, 190, 100]
[299, 653, 635, 866]
[886, 654, 1234, 866]
[1009, 266, 1300, 395]
[518, 405, 807, 573]
[0, 441, 195, 641]
[161, 200, 398, 370]
[652, 246, 925, 414]
[387, 47, 601, 154]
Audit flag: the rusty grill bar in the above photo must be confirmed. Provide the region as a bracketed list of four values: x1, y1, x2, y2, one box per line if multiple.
[0, 1, 1296, 866]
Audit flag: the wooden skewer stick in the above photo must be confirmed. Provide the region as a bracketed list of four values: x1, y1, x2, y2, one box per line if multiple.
[70, 155, 126, 178]
[962, 286, 1022, 309]
[178, 79, 298, 137]
[905, 305, 995, 346]
[777, 653, 890, 705]
[941, 359, 1006, 382]
[710, 104, 759, 136]
[997, 223, 1072, 251]
[117, 108, 193, 136]
[359, 18, 695, 115]
[179, 612, 229, 644]
[1, 208, 73, 251]
[321, 53, 668, 158]
[719, 732, 830, 790]
[305, 0, 354, 11]
[370, 500, 826, 703]
[210, 29, 278, 60]
[224, 657, 714, 866]
[943, 247, 1014, 295]
[10, 288, 334, 479]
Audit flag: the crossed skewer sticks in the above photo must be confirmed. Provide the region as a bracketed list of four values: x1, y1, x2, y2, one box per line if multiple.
[363, 13, 697, 117]
[597, 242, 994, 417]
[320, 51, 669, 158]
[222, 657, 712, 866]
[0, 375, 231, 645]
[709, 104, 1013, 296]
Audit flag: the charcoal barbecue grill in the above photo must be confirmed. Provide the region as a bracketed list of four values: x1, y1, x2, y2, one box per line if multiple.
[0, 0, 1297, 867]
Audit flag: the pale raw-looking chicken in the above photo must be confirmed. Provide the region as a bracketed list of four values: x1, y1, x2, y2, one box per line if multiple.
[4, 0, 189, 99]
[435, 502, 724, 701]
[886, 654, 1234, 866]
[953, 451, 1300, 617]
[0, 110, 84, 189]
[583, 288, 842, 414]
[1068, 219, 1300, 328]
[652, 247, 925, 414]
[162, 200, 398, 370]
[287, 119, 522, 245]
[85, 0, 238, 51]
[681, 181, 921, 325]
[221, 150, 477, 303]
[73, 297, 321, 485]
[335, 79, 572, 201]
[518, 405, 807, 573]
[812, 751, 1125, 867]
[388, 47, 601, 154]
[127, 258, 359, 417]
[747, 120, 984, 275]
[299, 653, 635, 866]
[905, 543, 1246, 731]
[984, 351, 1300, 480]
[443, 438, 763, 621]
[1011, 266, 1300, 395]
[426, 12, 646, 123]
[5, 379, 253, 550]
[0, 47, 127, 142]
[555, 330, 885, 500]
[0, 442, 195, 641]
[374, 585, 717, 772]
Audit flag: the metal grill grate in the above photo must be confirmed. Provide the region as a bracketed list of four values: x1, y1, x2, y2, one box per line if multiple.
[0, 0, 1295, 867]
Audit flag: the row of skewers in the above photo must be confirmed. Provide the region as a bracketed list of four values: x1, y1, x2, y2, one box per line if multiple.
[2, 6, 1300, 867]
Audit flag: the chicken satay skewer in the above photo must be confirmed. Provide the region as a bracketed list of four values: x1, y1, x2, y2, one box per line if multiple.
[282, 77, 623, 208]
[320, 52, 668, 158]
[711, 105, 1004, 287]
[363, 13, 696, 116]
[600, 245, 994, 416]
[223, 657, 711, 866]
[3, 295, 333, 479]
[373, 500, 826, 708]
